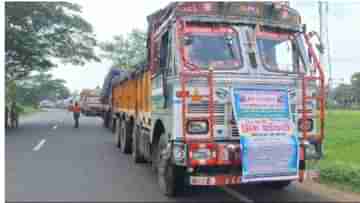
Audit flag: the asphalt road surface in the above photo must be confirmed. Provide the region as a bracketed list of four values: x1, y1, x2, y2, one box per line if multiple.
[5, 109, 354, 202]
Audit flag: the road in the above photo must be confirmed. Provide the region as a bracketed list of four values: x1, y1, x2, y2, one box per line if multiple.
[5, 109, 354, 202]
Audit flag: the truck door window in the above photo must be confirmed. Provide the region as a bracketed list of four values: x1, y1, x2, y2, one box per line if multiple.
[87, 96, 100, 103]
[160, 31, 169, 69]
[257, 31, 303, 73]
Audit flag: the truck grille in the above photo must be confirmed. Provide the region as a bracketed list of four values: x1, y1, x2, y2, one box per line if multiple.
[231, 124, 240, 137]
[187, 102, 225, 126]
[214, 115, 225, 125]
[188, 102, 225, 114]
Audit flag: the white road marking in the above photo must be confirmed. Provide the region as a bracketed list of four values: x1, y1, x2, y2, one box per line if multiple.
[221, 186, 254, 203]
[33, 139, 46, 151]
[52, 124, 57, 130]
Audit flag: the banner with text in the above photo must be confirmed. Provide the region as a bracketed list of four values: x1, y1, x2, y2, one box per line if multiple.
[232, 87, 293, 136]
[231, 87, 299, 182]
[241, 135, 299, 182]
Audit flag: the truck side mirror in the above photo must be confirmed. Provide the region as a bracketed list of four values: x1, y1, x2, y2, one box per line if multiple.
[308, 31, 325, 54]
[316, 43, 324, 54]
[246, 29, 258, 69]
[183, 35, 193, 46]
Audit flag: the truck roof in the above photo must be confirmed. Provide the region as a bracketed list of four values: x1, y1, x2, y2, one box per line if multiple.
[80, 89, 100, 97]
[147, 2, 302, 35]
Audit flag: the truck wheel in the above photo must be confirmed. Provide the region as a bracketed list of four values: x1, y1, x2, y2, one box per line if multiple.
[115, 120, 121, 148]
[103, 111, 110, 128]
[151, 141, 159, 173]
[263, 180, 292, 189]
[157, 135, 185, 197]
[120, 120, 132, 154]
[132, 126, 146, 163]
[109, 115, 114, 131]
[111, 118, 116, 133]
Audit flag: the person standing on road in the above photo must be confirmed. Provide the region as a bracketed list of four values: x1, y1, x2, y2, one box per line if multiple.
[69, 101, 81, 128]
[10, 102, 19, 128]
[5, 105, 8, 129]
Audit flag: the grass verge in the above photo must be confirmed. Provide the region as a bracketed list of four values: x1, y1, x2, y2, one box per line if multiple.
[19, 105, 39, 115]
[317, 110, 360, 193]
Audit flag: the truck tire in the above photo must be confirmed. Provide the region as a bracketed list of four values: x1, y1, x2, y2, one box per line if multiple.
[103, 111, 110, 128]
[115, 120, 121, 148]
[132, 126, 146, 163]
[151, 140, 160, 173]
[120, 120, 132, 154]
[262, 180, 292, 189]
[157, 135, 185, 197]
[111, 118, 116, 133]
[108, 114, 114, 131]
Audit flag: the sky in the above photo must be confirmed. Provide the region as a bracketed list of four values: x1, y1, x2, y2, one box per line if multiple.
[50, 0, 360, 92]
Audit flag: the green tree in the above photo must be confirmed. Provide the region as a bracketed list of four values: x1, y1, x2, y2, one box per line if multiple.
[5, 2, 100, 83]
[100, 29, 146, 69]
[333, 84, 354, 108]
[351, 72, 360, 104]
[15, 72, 71, 107]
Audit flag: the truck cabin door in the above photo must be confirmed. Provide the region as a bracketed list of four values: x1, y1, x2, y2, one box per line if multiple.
[152, 30, 172, 109]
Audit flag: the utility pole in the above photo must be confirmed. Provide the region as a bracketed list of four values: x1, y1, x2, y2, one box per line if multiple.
[325, 2, 332, 90]
[319, 1, 332, 87]
[319, 1, 325, 71]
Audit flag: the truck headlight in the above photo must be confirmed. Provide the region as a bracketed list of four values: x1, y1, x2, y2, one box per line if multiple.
[298, 118, 314, 132]
[192, 148, 212, 160]
[189, 143, 217, 166]
[187, 120, 208, 134]
[173, 144, 185, 162]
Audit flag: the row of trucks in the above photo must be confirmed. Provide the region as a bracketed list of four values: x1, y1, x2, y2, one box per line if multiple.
[100, 2, 326, 197]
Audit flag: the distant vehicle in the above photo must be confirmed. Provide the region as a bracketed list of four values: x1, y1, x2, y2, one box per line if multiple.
[80, 89, 103, 116]
[55, 99, 70, 109]
[63, 97, 73, 108]
[55, 100, 64, 109]
[39, 100, 56, 108]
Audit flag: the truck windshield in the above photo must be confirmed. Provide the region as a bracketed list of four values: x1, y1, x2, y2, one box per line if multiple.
[184, 32, 242, 70]
[86, 96, 100, 103]
[256, 31, 302, 73]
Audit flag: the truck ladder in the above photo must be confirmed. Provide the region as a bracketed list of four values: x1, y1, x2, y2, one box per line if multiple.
[302, 31, 326, 145]
[176, 20, 217, 166]
[180, 69, 215, 144]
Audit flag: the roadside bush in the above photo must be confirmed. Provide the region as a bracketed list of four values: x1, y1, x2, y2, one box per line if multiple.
[319, 161, 360, 192]
[16, 104, 25, 114]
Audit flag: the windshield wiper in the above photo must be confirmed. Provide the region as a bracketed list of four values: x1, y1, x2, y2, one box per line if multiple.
[225, 36, 235, 59]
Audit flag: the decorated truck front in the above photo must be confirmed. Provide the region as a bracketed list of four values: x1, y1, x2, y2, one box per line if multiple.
[112, 2, 325, 197]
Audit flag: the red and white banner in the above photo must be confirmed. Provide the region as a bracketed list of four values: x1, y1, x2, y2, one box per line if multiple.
[239, 119, 294, 135]
[238, 90, 284, 110]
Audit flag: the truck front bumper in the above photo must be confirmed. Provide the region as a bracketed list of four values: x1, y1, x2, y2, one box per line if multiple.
[189, 175, 241, 186]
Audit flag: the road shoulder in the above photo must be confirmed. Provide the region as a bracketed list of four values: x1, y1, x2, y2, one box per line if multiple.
[295, 181, 360, 202]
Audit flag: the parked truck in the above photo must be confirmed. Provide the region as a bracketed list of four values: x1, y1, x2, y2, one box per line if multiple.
[101, 67, 129, 129]
[79, 88, 103, 117]
[106, 2, 326, 196]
